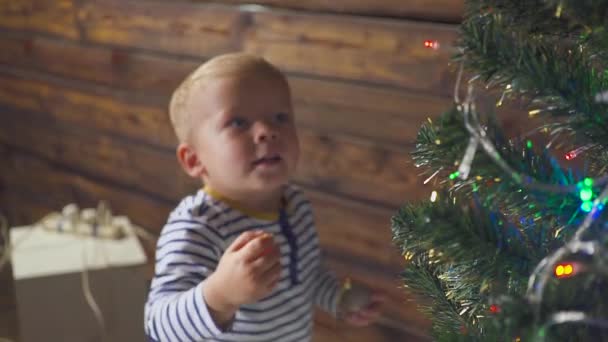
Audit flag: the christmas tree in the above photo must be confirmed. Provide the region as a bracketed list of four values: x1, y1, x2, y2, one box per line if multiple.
[391, 1, 608, 341]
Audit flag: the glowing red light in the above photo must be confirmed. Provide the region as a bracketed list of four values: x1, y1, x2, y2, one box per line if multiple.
[489, 304, 500, 313]
[424, 40, 439, 50]
[565, 151, 576, 160]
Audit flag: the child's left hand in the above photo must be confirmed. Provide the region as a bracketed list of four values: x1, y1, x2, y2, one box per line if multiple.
[340, 290, 387, 327]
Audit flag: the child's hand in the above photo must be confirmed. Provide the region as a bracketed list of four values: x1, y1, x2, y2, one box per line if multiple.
[205, 230, 281, 311]
[340, 289, 387, 327]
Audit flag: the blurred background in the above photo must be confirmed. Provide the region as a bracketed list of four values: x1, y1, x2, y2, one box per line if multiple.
[0, 0, 475, 341]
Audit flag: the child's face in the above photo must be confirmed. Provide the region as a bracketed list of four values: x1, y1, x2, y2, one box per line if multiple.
[188, 73, 300, 196]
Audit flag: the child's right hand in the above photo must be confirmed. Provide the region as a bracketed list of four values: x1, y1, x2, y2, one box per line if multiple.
[205, 230, 282, 312]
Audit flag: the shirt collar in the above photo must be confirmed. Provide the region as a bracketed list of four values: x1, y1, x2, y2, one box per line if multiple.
[202, 185, 281, 221]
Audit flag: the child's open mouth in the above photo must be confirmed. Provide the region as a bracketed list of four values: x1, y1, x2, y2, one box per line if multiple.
[253, 155, 282, 167]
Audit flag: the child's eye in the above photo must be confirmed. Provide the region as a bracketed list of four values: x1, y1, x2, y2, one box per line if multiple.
[228, 117, 248, 129]
[275, 112, 289, 123]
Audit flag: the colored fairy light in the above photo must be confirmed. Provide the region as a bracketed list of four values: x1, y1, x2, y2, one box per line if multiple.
[424, 40, 440, 50]
[565, 151, 576, 160]
[489, 304, 500, 313]
[565, 144, 597, 161]
[449, 171, 460, 180]
[579, 188, 593, 201]
[526, 140, 533, 149]
[554, 263, 575, 278]
[584, 177, 593, 187]
[581, 201, 593, 212]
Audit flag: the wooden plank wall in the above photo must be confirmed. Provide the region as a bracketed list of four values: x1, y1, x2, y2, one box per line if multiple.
[0, 0, 466, 340]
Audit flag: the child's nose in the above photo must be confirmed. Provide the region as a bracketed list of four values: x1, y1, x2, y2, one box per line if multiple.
[254, 122, 279, 143]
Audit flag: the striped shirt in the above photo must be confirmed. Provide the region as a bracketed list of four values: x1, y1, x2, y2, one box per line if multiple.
[144, 184, 341, 341]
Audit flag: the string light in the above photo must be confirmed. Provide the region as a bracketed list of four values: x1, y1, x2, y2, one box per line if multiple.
[489, 304, 501, 313]
[554, 263, 575, 278]
[565, 151, 576, 160]
[565, 144, 597, 161]
[526, 140, 533, 149]
[424, 40, 440, 50]
[430, 191, 438, 202]
[449, 171, 460, 180]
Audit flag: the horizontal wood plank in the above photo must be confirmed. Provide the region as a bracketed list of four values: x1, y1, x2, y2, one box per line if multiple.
[0, 0, 79, 39]
[0, 145, 171, 231]
[0, 33, 454, 149]
[199, 0, 463, 23]
[77, 0, 243, 56]
[244, 10, 458, 94]
[0, 0, 459, 96]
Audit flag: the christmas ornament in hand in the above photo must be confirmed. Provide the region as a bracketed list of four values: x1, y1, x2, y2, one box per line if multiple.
[339, 278, 372, 314]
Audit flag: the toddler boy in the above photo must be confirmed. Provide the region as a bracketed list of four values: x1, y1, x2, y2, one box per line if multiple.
[144, 53, 384, 341]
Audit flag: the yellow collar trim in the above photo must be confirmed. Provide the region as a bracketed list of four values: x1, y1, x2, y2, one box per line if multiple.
[203, 185, 279, 221]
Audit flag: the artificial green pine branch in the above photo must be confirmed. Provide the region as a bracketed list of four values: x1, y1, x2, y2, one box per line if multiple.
[413, 106, 582, 245]
[459, 3, 608, 146]
[391, 195, 548, 338]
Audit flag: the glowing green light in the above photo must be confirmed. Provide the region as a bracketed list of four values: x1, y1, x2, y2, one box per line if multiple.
[449, 171, 460, 180]
[579, 188, 593, 201]
[526, 140, 533, 149]
[581, 201, 593, 212]
[472, 183, 479, 192]
[583, 177, 593, 187]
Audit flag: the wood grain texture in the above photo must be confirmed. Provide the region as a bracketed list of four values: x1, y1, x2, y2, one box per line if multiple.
[0, 33, 453, 149]
[0, 0, 79, 39]
[243, 10, 459, 94]
[0, 0, 460, 96]
[77, 0, 244, 56]
[196, 0, 464, 23]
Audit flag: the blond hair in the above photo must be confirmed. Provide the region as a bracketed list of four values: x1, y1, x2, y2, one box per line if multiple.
[168, 53, 288, 142]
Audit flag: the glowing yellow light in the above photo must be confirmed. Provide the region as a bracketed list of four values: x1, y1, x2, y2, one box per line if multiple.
[476, 175, 483, 181]
[494, 178, 501, 182]
[564, 264, 573, 275]
[430, 191, 438, 202]
[435, 139, 441, 145]
[555, 265, 565, 276]
[529, 109, 541, 117]
[555, 2, 563, 17]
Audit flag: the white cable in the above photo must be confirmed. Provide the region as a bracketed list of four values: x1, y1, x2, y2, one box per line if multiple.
[80, 224, 109, 342]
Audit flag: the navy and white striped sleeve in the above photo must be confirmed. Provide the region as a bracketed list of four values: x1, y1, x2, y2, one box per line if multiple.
[311, 263, 341, 317]
[291, 187, 342, 318]
[144, 205, 231, 341]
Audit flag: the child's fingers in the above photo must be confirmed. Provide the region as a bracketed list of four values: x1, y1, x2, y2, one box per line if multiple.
[228, 230, 265, 252]
[250, 246, 281, 274]
[260, 261, 282, 289]
[345, 312, 370, 326]
[241, 233, 275, 262]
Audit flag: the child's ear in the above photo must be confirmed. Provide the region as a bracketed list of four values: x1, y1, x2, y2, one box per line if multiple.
[176, 143, 206, 178]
